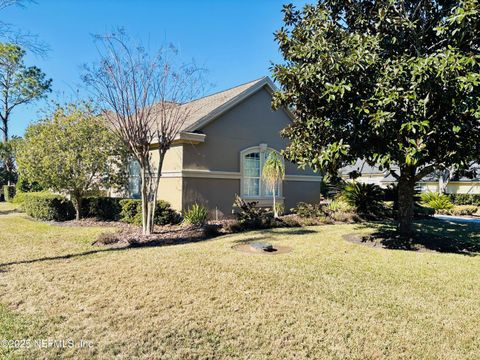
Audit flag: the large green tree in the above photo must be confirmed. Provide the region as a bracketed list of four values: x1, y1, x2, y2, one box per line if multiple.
[0, 43, 51, 184]
[272, 0, 480, 236]
[0, 43, 51, 143]
[16, 102, 127, 220]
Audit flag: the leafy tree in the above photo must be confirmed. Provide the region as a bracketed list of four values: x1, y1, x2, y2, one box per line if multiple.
[16, 102, 127, 220]
[262, 151, 285, 218]
[0, 138, 18, 185]
[0, 43, 51, 143]
[0, 43, 51, 183]
[272, 0, 480, 236]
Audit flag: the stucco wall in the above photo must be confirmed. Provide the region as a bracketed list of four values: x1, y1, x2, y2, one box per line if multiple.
[150, 144, 183, 172]
[283, 181, 321, 211]
[157, 176, 183, 211]
[182, 87, 316, 176]
[182, 177, 240, 218]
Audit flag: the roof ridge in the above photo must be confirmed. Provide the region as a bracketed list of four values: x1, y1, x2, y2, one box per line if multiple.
[185, 76, 266, 105]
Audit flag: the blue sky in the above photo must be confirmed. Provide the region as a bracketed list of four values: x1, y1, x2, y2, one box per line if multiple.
[3, 0, 308, 137]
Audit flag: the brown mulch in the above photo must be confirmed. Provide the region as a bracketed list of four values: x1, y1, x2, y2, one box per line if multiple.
[343, 233, 432, 253]
[232, 243, 293, 255]
[52, 218, 134, 229]
[92, 224, 225, 248]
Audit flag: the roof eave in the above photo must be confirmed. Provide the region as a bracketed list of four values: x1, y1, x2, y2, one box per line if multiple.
[184, 76, 296, 132]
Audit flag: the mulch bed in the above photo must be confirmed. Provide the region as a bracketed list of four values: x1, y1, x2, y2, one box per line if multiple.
[92, 223, 225, 248]
[52, 218, 134, 229]
[342, 232, 478, 254]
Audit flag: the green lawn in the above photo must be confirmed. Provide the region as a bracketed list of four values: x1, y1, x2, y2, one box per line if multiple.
[0, 202, 479, 359]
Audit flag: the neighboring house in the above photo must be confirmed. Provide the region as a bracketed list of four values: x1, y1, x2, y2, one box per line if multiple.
[341, 160, 480, 194]
[126, 77, 322, 217]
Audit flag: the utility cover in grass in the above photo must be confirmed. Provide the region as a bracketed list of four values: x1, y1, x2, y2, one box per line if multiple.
[233, 241, 292, 255]
[249, 242, 274, 252]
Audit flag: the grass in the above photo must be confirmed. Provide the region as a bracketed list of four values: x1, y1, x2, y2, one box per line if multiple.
[0, 204, 479, 358]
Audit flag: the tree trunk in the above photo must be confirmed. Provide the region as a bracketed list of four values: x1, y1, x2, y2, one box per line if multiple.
[1, 117, 7, 144]
[73, 195, 83, 221]
[397, 166, 416, 238]
[272, 186, 277, 218]
[140, 166, 150, 235]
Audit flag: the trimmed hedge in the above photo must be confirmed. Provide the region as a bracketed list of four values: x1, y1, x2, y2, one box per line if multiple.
[22, 192, 75, 221]
[437, 205, 478, 216]
[119, 199, 180, 226]
[448, 194, 480, 206]
[3, 185, 15, 202]
[82, 197, 123, 221]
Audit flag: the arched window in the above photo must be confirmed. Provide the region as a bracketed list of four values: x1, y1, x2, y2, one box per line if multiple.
[241, 146, 283, 199]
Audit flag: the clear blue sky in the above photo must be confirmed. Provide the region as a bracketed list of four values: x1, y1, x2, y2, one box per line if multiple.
[4, 0, 308, 137]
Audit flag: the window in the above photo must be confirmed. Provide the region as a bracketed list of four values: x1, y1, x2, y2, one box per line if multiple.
[243, 152, 261, 196]
[127, 159, 141, 199]
[241, 146, 283, 198]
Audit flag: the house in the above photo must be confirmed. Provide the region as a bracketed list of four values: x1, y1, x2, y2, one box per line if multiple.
[126, 77, 322, 217]
[341, 160, 480, 194]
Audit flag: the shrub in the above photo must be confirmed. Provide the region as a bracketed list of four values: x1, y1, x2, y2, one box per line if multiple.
[15, 176, 43, 193]
[3, 185, 15, 202]
[448, 194, 480, 206]
[420, 192, 453, 210]
[342, 182, 384, 215]
[437, 205, 478, 216]
[82, 197, 123, 221]
[414, 204, 435, 218]
[327, 199, 354, 213]
[22, 192, 75, 221]
[12, 191, 27, 204]
[292, 202, 325, 218]
[183, 203, 209, 226]
[233, 195, 273, 229]
[119, 199, 180, 226]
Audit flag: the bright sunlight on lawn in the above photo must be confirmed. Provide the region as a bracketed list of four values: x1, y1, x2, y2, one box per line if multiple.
[0, 202, 479, 359]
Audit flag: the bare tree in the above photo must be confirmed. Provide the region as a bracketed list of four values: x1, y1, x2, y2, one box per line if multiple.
[0, 0, 49, 57]
[84, 30, 205, 235]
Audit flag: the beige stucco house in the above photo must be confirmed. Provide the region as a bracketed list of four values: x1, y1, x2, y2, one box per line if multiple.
[341, 161, 480, 194]
[126, 77, 321, 217]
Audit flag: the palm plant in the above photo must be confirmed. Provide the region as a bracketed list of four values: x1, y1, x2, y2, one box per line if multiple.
[342, 182, 384, 215]
[262, 152, 285, 218]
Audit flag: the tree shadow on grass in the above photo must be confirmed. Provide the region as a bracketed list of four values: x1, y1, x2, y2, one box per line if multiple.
[0, 227, 224, 270]
[0, 209, 20, 216]
[355, 219, 480, 255]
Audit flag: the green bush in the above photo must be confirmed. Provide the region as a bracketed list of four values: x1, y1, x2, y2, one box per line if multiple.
[82, 197, 123, 221]
[327, 199, 355, 213]
[420, 192, 453, 210]
[119, 199, 180, 226]
[22, 192, 75, 221]
[448, 194, 480, 206]
[12, 191, 27, 204]
[342, 182, 384, 215]
[437, 205, 478, 216]
[3, 185, 15, 202]
[183, 203, 208, 226]
[292, 202, 325, 218]
[233, 195, 273, 229]
[15, 176, 43, 193]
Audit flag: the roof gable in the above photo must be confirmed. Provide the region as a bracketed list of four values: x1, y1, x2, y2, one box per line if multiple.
[180, 76, 293, 132]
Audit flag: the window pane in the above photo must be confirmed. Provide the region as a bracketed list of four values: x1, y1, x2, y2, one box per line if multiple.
[244, 153, 260, 177]
[243, 178, 260, 196]
[264, 181, 280, 196]
[128, 159, 141, 198]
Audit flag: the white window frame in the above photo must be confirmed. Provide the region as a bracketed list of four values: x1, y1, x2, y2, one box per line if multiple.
[240, 145, 284, 200]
